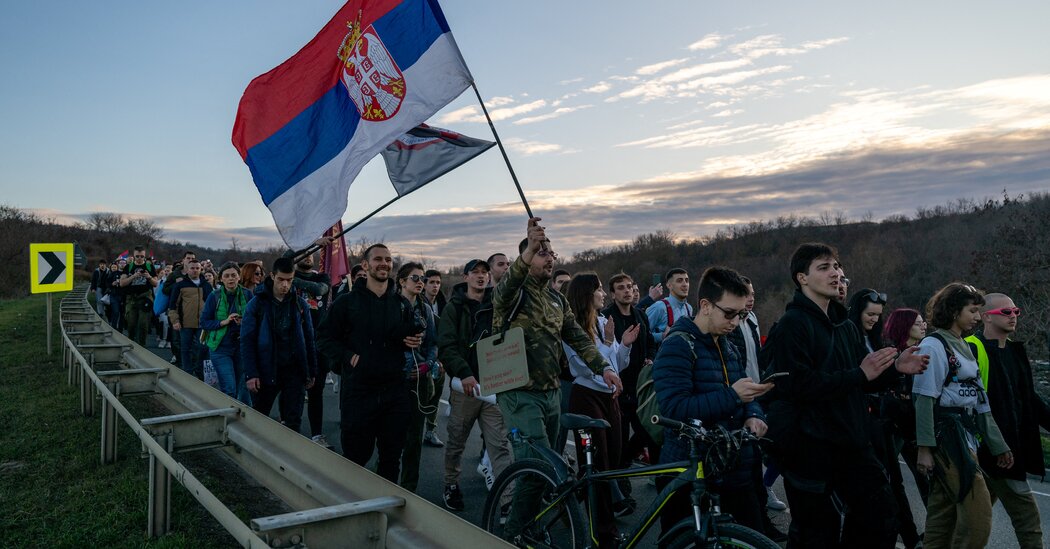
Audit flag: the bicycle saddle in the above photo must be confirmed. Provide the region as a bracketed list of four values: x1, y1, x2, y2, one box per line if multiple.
[561, 413, 611, 430]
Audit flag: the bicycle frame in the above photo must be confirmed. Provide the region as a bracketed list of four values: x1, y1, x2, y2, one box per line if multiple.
[528, 429, 722, 549]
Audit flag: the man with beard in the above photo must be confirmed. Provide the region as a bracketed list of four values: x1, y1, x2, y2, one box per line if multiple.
[494, 218, 621, 541]
[317, 244, 421, 482]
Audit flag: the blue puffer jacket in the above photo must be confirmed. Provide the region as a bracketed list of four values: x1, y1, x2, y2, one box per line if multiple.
[653, 316, 764, 488]
[240, 280, 317, 385]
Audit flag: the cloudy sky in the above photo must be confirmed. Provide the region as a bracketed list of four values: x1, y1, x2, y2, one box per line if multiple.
[3, 1, 1049, 266]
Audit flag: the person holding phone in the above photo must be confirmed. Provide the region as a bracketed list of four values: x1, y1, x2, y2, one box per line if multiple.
[201, 261, 253, 401]
[652, 266, 773, 535]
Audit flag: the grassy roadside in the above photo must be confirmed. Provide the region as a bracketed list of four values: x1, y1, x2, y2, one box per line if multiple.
[0, 293, 240, 548]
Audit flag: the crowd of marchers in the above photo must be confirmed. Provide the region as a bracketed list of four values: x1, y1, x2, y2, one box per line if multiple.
[86, 217, 1048, 549]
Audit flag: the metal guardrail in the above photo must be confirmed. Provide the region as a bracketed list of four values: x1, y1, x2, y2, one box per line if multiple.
[59, 285, 510, 548]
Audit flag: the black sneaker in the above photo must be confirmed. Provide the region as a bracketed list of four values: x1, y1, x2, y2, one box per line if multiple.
[443, 484, 464, 511]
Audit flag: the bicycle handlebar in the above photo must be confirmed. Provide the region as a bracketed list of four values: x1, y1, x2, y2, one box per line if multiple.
[650, 414, 760, 444]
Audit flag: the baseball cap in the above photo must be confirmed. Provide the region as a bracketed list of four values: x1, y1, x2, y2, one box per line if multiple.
[463, 259, 490, 274]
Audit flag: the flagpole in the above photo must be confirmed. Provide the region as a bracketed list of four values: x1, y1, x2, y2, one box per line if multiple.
[470, 81, 534, 219]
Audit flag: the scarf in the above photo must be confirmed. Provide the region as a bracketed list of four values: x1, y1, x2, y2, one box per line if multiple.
[932, 328, 976, 362]
[204, 286, 247, 352]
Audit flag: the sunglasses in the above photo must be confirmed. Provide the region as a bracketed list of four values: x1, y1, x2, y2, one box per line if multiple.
[841, 277, 851, 287]
[537, 249, 558, 260]
[864, 290, 888, 304]
[986, 307, 1022, 317]
[133, 255, 146, 259]
[406, 274, 426, 283]
[712, 302, 749, 321]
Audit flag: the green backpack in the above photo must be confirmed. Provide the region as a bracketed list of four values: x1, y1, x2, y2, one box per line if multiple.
[635, 331, 697, 446]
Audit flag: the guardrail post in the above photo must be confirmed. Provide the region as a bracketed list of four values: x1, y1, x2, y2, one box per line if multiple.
[148, 433, 173, 538]
[80, 355, 94, 417]
[101, 382, 119, 464]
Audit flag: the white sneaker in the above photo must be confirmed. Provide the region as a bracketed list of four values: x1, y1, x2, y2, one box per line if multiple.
[477, 461, 494, 491]
[325, 372, 334, 384]
[767, 486, 788, 511]
[311, 434, 332, 449]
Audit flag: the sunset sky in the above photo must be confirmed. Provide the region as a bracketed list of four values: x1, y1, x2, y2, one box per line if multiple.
[3, 1, 1049, 265]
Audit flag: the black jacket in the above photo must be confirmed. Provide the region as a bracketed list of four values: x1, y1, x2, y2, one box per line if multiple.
[90, 267, 107, 292]
[437, 282, 494, 380]
[726, 315, 761, 378]
[600, 302, 656, 395]
[768, 290, 896, 451]
[973, 334, 1050, 480]
[316, 276, 416, 392]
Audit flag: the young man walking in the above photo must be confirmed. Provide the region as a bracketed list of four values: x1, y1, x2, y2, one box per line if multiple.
[494, 218, 620, 541]
[317, 244, 420, 483]
[646, 268, 692, 343]
[167, 258, 212, 379]
[242, 257, 317, 434]
[437, 259, 512, 511]
[119, 246, 158, 347]
[421, 269, 447, 447]
[767, 243, 928, 548]
[968, 293, 1050, 549]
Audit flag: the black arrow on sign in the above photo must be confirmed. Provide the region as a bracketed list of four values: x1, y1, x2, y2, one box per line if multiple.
[40, 251, 66, 285]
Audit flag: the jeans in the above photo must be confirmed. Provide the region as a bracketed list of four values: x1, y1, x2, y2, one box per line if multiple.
[108, 294, 123, 328]
[210, 344, 240, 398]
[178, 328, 205, 379]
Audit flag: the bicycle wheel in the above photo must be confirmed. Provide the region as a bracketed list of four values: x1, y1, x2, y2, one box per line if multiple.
[664, 520, 781, 549]
[481, 458, 587, 549]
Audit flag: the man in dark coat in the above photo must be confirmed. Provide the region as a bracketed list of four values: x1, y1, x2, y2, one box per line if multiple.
[652, 266, 772, 534]
[969, 293, 1050, 549]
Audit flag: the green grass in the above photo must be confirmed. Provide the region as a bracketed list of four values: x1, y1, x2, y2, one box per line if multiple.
[0, 293, 240, 548]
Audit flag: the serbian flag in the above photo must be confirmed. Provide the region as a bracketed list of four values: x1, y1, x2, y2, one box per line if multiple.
[232, 0, 472, 249]
[381, 124, 494, 197]
[318, 220, 351, 285]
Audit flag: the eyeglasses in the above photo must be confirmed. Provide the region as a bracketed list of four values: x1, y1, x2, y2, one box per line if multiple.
[406, 274, 426, 283]
[712, 302, 749, 321]
[986, 307, 1022, 317]
[841, 277, 851, 287]
[864, 290, 888, 304]
[537, 249, 558, 260]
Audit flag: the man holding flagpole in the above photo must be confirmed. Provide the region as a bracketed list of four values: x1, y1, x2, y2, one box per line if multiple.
[494, 217, 622, 542]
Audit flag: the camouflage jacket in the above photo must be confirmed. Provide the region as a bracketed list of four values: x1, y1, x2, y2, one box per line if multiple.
[493, 256, 608, 391]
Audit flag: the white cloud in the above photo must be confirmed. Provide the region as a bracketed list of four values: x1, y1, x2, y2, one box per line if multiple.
[616, 74, 1050, 181]
[559, 77, 584, 85]
[636, 58, 689, 76]
[513, 105, 593, 125]
[711, 109, 744, 118]
[504, 138, 570, 156]
[488, 96, 515, 107]
[582, 82, 612, 93]
[488, 100, 548, 121]
[688, 33, 725, 51]
[729, 34, 848, 59]
[437, 105, 481, 124]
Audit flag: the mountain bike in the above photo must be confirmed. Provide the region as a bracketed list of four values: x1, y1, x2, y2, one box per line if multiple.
[482, 413, 780, 548]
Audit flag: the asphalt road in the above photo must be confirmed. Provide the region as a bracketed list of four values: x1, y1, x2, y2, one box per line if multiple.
[145, 334, 1050, 548]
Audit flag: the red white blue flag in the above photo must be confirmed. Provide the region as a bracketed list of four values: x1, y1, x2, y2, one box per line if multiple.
[381, 124, 494, 197]
[232, 0, 472, 249]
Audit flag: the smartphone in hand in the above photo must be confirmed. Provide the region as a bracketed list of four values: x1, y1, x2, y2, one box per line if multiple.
[651, 274, 662, 287]
[760, 372, 789, 384]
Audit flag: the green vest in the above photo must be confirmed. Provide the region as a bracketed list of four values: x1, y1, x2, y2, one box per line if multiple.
[964, 335, 990, 390]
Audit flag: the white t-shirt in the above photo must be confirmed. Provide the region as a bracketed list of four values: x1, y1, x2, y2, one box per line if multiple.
[912, 336, 989, 413]
[912, 335, 990, 451]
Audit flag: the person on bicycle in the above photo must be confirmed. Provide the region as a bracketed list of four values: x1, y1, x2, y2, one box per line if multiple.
[493, 217, 622, 540]
[652, 266, 773, 535]
[765, 243, 928, 547]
